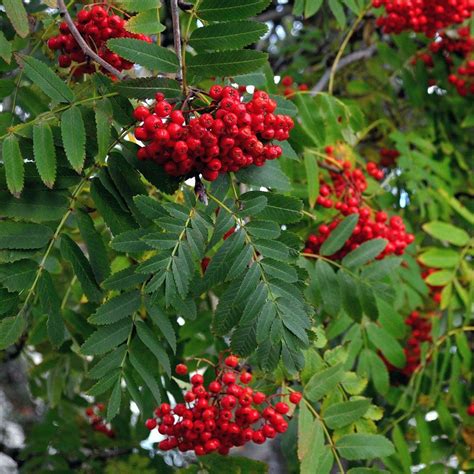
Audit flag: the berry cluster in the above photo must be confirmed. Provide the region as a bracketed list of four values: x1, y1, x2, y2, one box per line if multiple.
[379, 147, 400, 167]
[412, 27, 474, 95]
[145, 356, 302, 456]
[85, 403, 115, 438]
[47, 4, 151, 76]
[133, 86, 294, 181]
[280, 75, 309, 98]
[303, 149, 414, 260]
[373, 0, 474, 37]
[366, 161, 385, 180]
[421, 266, 444, 304]
[467, 402, 474, 416]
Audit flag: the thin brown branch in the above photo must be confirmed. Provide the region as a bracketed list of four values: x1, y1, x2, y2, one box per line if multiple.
[257, 4, 292, 22]
[56, 0, 125, 80]
[170, 0, 184, 84]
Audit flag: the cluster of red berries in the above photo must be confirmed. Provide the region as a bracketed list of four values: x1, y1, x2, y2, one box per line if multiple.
[366, 161, 385, 180]
[379, 148, 400, 167]
[133, 86, 294, 181]
[280, 75, 309, 98]
[145, 356, 302, 456]
[412, 27, 474, 95]
[467, 402, 474, 416]
[373, 0, 474, 37]
[47, 4, 151, 76]
[85, 403, 115, 438]
[303, 148, 414, 260]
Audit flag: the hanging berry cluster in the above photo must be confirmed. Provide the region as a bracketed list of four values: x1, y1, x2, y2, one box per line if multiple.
[411, 27, 474, 95]
[133, 86, 294, 181]
[145, 356, 302, 456]
[47, 4, 151, 76]
[379, 147, 400, 168]
[303, 148, 414, 260]
[372, 0, 474, 37]
[384, 311, 433, 378]
[85, 403, 115, 438]
[421, 265, 445, 305]
[467, 402, 474, 416]
[280, 75, 310, 98]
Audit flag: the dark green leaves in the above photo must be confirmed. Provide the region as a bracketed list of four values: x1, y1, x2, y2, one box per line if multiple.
[187, 51, 268, 77]
[366, 323, 405, 368]
[113, 77, 181, 100]
[342, 239, 387, 269]
[320, 214, 359, 256]
[197, 0, 271, 20]
[3, 0, 29, 38]
[19, 56, 74, 103]
[61, 107, 86, 173]
[324, 399, 371, 429]
[2, 135, 24, 197]
[305, 363, 344, 401]
[88, 290, 141, 325]
[107, 38, 178, 72]
[81, 319, 132, 355]
[190, 21, 268, 52]
[33, 123, 56, 188]
[0, 315, 25, 350]
[0, 222, 52, 249]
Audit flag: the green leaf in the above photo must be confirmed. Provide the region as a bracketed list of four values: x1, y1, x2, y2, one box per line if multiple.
[324, 399, 371, 429]
[342, 239, 387, 269]
[305, 363, 344, 401]
[3, 0, 29, 38]
[365, 349, 389, 395]
[112, 228, 152, 253]
[126, 9, 165, 34]
[418, 248, 459, 268]
[19, 56, 74, 103]
[304, 151, 319, 208]
[81, 319, 132, 355]
[60, 235, 102, 303]
[190, 21, 267, 51]
[305, 0, 324, 17]
[145, 301, 177, 354]
[2, 135, 24, 197]
[422, 221, 470, 247]
[88, 345, 126, 379]
[107, 38, 178, 73]
[38, 271, 66, 347]
[348, 469, 389, 474]
[338, 272, 362, 322]
[0, 259, 36, 292]
[33, 122, 56, 188]
[0, 289, 18, 315]
[113, 77, 181, 100]
[87, 369, 120, 396]
[392, 425, 412, 473]
[95, 98, 113, 162]
[314, 260, 340, 316]
[320, 214, 359, 256]
[0, 315, 25, 350]
[0, 222, 52, 250]
[135, 320, 171, 376]
[261, 259, 298, 283]
[244, 192, 303, 223]
[237, 161, 291, 192]
[366, 323, 405, 368]
[197, 0, 271, 21]
[76, 209, 110, 283]
[254, 239, 289, 261]
[298, 403, 325, 473]
[0, 32, 13, 64]
[117, 0, 160, 11]
[129, 349, 161, 404]
[107, 380, 122, 421]
[336, 434, 394, 460]
[328, 0, 346, 27]
[424, 270, 452, 286]
[187, 50, 268, 77]
[61, 106, 86, 172]
[89, 290, 141, 325]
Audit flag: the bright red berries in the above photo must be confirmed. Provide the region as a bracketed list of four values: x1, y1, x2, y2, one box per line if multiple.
[467, 403, 474, 416]
[304, 152, 414, 260]
[132, 86, 294, 181]
[85, 403, 115, 438]
[373, 0, 474, 37]
[47, 4, 151, 76]
[175, 364, 188, 375]
[146, 356, 301, 456]
[289, 392, 303, 404]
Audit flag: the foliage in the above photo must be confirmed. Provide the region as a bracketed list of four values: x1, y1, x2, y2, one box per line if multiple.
[0, 0, 473, 473]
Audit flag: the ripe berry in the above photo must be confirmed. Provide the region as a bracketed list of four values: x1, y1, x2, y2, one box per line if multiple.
[289, 392, 302, 404]
[133, 106, 150, 122]
[225, 355, 239, 368]
[175, 364, 188, 375]
[240, 371, 252, 384]
[275, 402, 289, 414]
[145, 418, 157, 430]
[191, 374, 204, 385]
[222, 372, 236, 385]
[467, 403, 474, 416]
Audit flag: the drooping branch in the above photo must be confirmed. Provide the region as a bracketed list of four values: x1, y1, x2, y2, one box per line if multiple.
[56, 0, 125, 80]
[311, 45, 377, 94]
[170, 0, 184, 84]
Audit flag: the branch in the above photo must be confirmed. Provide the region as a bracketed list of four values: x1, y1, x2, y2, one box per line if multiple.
[56, 0, 125, 80]
[311, 45, 377, 94]
[257, 4, 292, 22]
[170, 0, 184, 84]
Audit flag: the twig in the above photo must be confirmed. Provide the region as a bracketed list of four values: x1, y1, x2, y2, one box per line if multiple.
[170, 0, 184, 84]
[327, 4, 373, 95]
[311, 45, 377, 94]
[257, 5, 292, 22]
[56, 0, 125, 80]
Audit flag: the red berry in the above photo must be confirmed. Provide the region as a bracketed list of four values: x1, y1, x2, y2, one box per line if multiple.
[224, 355, 239, 368]
[275, 402, 289, 414]
[289, 392, 302, 404]
[145, 418, 157, 430]
[191, 374, 204, 385]
[175, 364, 188, 375]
